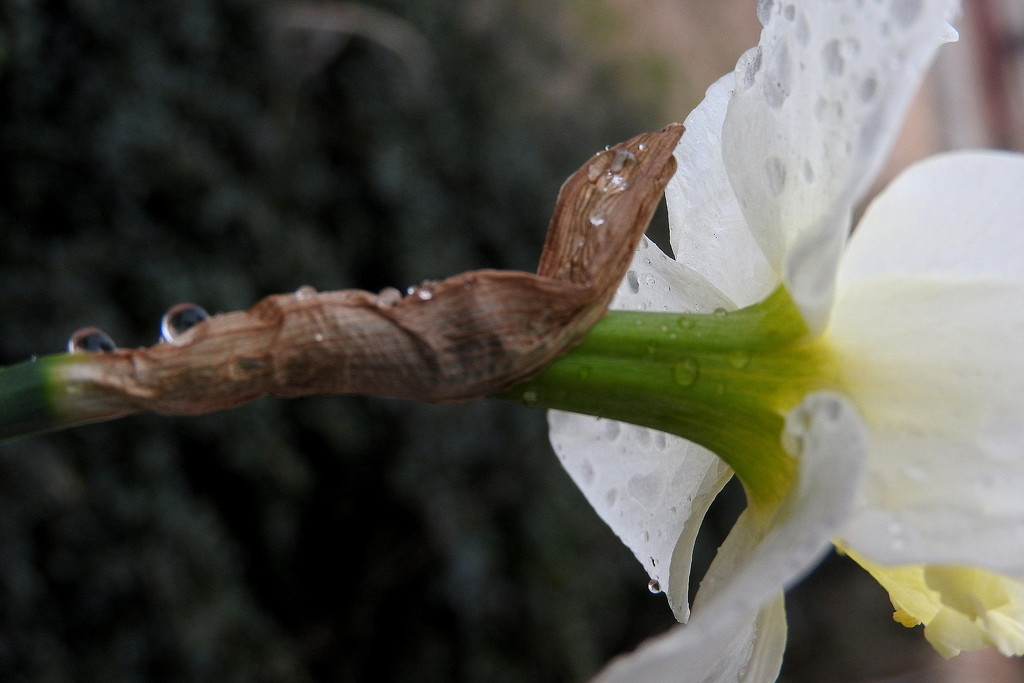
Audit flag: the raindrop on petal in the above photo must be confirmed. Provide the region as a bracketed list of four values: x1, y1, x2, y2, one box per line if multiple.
[67, 327, 116, 354]
[160, 303, 210, 343]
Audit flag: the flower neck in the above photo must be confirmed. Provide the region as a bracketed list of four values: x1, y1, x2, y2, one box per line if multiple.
[503, 287, 838, 509]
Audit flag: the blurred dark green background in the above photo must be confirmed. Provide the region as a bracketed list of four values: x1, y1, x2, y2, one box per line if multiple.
[0, 1, 1002, 681]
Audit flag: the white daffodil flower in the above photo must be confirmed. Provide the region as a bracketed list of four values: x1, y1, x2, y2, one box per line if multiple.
[547, 0, 1024, 679]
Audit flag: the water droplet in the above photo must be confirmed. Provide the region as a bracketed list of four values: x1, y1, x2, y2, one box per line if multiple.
[67, 327, 116, 354]
[626, 271, 640, 294]
[858, 75, 878, 102]
[763, 42, 791, 109]
[728, 350, 751, 369]
[376, 287, 402, 308]
[160, 303, 209, 343]
[642, 273, 656, 286]
[588, 210, 606, 227]
[712, 308, 728, 318]
[636, 142, 647, 152]
[294, 285, 317, 300]
[815, 97, 844, 126]
[672, 358, 699, 386]
[313, 333, 325, 343]
[580, 459, 596, 486]
[647, 579, 663, 594]
[597, 172, 629, 194]
[764, 156, 787, 196]
[521, 390, 538, 405]
[802, 159, 815, 183]
[608, 148, 636, 173]
[822, 38, 845, 76]
[677, 317, 695, 329]
[886, 520, 908, 551]
[736, 46, 763, 91]
[890, 0, 923, 29]
[407, 280, 437, 301]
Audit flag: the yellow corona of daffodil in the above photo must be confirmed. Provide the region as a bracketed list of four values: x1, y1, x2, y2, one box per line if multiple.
[528, 0, 1024, 679]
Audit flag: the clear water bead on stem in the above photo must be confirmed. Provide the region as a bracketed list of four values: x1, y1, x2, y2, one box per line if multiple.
[160, 303, 210, 343]
[67, 327, 117, 353]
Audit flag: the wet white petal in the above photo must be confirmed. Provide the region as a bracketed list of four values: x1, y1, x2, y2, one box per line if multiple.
[612, 237, 735, 314]
[665, 76, 776, 310]
[548, 410, 732, 623]
[722, 0, 959, 331]
[592, 392, 867, 682]
[831, 152, 1024, 575]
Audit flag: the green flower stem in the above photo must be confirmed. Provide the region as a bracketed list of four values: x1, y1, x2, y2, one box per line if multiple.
[0, 355, 133, 441]
[502, 287, 838, 509]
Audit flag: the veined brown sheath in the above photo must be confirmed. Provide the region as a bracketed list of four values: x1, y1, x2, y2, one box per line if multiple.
[1, 124, 683, 437]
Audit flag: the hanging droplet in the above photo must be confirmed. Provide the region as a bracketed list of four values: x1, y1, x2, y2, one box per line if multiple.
[647, 579, 663, 594]
[67, 327, 116, 354]
[160, 303, 209, 343]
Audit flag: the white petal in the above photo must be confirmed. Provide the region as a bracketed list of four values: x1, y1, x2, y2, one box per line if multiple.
[548, 409, 732, 623]
[665, 76, 776, 310]
[592, 392, 868, 683]
[838, 151, 1024, 285]
[722, 0, 959, 331]
[612, 237, 735, 314]
[831, 152, 1024, 575]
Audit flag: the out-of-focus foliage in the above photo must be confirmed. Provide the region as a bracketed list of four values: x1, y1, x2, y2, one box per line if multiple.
[0, 1, 673, 680]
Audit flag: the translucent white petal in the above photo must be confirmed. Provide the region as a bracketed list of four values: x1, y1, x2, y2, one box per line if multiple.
[665, 76, 776, 309]
[548, 410, 732, 623]
[594, 594, 787, 683]
[592, 392, 868, 683]
[722, 0, 959, 331]
[830, 152, 1024, 575]
[837, 151, 1024, 285]
[550, 238, 739, 622]
[612, 236, 735, 314]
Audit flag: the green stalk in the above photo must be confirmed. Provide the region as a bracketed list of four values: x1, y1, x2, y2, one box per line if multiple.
[502, 288, 837, 508]
[0, 355, 134, 441]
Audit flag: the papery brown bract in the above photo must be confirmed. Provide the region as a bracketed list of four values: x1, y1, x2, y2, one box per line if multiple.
[55, 125, 684, 417]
